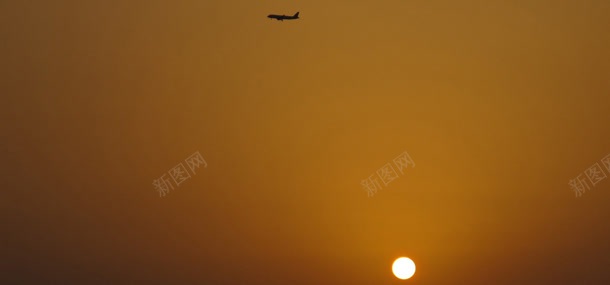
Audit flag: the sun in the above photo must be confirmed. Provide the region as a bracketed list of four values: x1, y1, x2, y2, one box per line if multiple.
[392, 257, 416, 280]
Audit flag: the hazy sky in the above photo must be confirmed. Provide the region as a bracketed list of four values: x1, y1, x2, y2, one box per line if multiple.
[3, 1, 610, 284]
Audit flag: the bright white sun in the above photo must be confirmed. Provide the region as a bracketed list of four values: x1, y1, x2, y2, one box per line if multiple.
[392, 257, 416, 280]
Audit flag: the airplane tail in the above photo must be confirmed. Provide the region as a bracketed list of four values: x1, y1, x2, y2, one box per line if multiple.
[293, 12, 299, 18]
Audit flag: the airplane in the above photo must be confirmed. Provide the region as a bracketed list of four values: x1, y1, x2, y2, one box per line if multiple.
[267, 11, 299, 21]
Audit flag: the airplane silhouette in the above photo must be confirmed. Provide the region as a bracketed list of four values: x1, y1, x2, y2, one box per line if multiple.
[267, 12, 299, 21]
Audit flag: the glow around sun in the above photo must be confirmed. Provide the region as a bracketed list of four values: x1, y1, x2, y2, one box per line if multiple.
[392, 257, 416, 280]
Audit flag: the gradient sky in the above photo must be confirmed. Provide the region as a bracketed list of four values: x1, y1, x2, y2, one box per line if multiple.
[3, 0, 610, 284]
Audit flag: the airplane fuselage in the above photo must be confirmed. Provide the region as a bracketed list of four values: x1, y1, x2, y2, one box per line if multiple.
[267, 12, 299, 21]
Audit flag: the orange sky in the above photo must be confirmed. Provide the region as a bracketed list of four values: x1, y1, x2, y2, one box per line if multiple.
[3, 0, 610, 284]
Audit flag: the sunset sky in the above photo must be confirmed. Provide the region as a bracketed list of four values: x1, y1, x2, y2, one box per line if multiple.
[3, 1, 610, 284]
